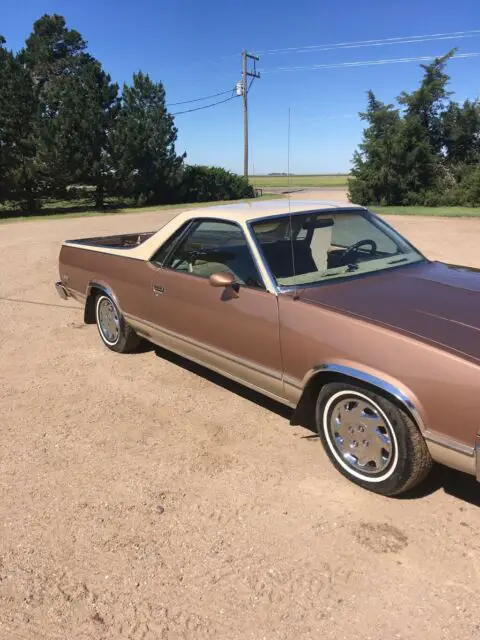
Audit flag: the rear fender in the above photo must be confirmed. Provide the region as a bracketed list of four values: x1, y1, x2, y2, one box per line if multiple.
[84, 280, 121, 324]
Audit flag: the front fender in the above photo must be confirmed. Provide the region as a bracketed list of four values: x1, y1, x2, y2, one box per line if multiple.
[302, 360, 427, 433]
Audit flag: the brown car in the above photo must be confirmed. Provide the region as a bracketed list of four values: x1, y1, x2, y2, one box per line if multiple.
[56, 200, 480, 496]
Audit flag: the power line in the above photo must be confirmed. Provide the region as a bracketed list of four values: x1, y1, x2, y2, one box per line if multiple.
[171, 94, 238, 115]
[258, 33, 479, 57]
[254, 29, 480, 56]
[167, 88, 233, 106]
[262, 51, 480, 74]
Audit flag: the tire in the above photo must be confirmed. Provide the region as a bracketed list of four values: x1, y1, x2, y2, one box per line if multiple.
[95, 293, 141, 353]
[316, 382, 432, 496]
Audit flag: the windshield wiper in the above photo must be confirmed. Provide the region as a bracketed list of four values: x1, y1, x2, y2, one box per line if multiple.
[319, 264, 359, 278]
[387, 257, 409, 265]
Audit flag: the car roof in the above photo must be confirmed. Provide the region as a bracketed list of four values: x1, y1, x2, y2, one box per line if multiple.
[173, 199, 365, 224]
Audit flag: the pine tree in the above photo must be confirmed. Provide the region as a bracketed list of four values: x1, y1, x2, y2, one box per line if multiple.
[111, 72, 185, 204]
[442, 99, 480, 166]
[21, 14, 119, 207]
[348, 91, 401, 205]
[349, 51, 458, 206]
[0, 37, 37, 208]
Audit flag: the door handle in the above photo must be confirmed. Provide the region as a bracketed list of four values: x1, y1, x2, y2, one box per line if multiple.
[153, 285, 166, 296]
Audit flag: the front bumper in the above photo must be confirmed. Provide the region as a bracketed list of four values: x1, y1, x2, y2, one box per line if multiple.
[55, 281, 69, 300]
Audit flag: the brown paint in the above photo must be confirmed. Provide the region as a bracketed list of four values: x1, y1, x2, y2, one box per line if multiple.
[58, 211, 480, 467]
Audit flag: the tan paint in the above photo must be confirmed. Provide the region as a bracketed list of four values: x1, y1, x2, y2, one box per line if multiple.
[63, 200, 361, 263]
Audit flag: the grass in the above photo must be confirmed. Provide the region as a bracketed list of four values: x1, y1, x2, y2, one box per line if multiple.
[0, 194, 284, 224]
[371, 206, 480, 217]
[3, 194, 480, 224]
[249, 174, 348, 188]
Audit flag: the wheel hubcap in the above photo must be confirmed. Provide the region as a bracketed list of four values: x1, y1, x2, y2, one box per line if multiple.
[98, 298, 119, 344]
[329, 396, 393, 474]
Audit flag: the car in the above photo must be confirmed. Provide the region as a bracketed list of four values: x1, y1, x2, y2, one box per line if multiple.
[56, 199, 480, 496]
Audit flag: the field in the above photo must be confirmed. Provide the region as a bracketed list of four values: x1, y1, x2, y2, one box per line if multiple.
[0, 194, 282, 224]
[371, 205, 480, 217]
[2, 204, 480, 638]
[249, 174, 348, 188]
[3, 189, 480, 223]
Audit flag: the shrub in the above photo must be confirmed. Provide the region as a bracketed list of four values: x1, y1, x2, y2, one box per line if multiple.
[459, 166, 480, 206]
[179, 165, 254, 203]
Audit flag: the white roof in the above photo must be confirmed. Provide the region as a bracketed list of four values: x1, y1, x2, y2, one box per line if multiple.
[64, 199, 364, 264]
[172, 199, 363, 224]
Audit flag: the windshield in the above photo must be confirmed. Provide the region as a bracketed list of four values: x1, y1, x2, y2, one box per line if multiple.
[250, 209, 425, 287]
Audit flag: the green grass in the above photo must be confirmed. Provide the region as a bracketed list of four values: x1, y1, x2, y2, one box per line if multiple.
[0, 194, 284, 224]
[249, 174, 348, 188]
[371, 206, 480, 217]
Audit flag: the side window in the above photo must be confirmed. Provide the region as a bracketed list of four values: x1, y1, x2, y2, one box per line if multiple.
[151, 222, 191, 266]
[165, 219, 265, 289]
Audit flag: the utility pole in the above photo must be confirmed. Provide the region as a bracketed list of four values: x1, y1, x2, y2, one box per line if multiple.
[241, 50, 260, 179]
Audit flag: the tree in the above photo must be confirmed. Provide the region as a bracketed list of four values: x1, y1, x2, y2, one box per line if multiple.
[349, 51, 460, 206]
[111, 72, 185, 204]
[21, 14, 119, 207]
[398, 50, 455, 154]
[442, 100, 480, 166]
[348, 91, 402, 205]
[0, 37, 37, 208]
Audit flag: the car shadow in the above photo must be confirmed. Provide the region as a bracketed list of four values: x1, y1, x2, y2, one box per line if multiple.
[153, 345, 293, 420]
[0, 297, 78, 310]
[401, 465, 480, 507]
[153, 345, 479, 507]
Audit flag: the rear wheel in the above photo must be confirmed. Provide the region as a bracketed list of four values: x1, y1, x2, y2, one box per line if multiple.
[316, 382, 432, 496]
[95, 293, 140, 353]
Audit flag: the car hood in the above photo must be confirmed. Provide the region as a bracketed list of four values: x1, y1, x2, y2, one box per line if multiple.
[297, 261, 480, 363]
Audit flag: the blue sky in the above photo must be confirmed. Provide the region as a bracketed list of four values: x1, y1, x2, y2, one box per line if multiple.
[1, 0, 479, 174]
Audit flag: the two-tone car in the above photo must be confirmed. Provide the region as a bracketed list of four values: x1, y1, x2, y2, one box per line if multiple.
[56, 200, 480, 496]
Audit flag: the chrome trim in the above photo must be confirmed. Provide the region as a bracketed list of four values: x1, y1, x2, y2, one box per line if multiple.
[86, 280, 120, 309]
[126, 312, 282, 380]
[245, 221, 280, 295]
[246, 207, 367, 226]
[245, 207, 427, 294]
[151, 216, 276, 295]
[246, 208, 365, 295]
[423, 430, 473, 457]
[427, 440, 475, 476]
[55, 281, 69, 300]
[300, 363, 478, 477]
[148, 219, 195, 265]
[302, 363, 428, 433]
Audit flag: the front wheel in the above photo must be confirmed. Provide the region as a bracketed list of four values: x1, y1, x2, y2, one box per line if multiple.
[316, 382, 432, 496]
[95, 293, 141, 353]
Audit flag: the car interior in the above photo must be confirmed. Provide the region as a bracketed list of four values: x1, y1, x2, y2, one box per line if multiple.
[163, 212, 409, 289]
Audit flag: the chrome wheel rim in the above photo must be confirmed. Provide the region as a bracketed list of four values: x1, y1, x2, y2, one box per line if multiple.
[328, 395, 394, 475]
[98, 297, 120, 344]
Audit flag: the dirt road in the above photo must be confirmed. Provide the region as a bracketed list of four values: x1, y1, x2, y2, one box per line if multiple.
[1, 199, 480, 639]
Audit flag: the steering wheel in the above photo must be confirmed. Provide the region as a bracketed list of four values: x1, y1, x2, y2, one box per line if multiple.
[339, 239, 377, 265]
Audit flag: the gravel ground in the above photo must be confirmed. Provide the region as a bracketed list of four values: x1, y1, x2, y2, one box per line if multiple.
[1, 193, 480, 640]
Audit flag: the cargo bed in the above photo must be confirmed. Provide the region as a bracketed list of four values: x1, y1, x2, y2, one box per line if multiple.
[66, 231, 155, 249]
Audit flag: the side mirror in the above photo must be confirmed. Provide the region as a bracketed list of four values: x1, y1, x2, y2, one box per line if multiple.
[209, 271, 236, 288]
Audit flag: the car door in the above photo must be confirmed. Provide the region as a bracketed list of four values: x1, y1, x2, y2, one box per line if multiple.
[145, 218, 284, 401]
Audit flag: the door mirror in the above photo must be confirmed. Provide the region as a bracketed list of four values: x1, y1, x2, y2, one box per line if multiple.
[209, 271, 236, 288]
